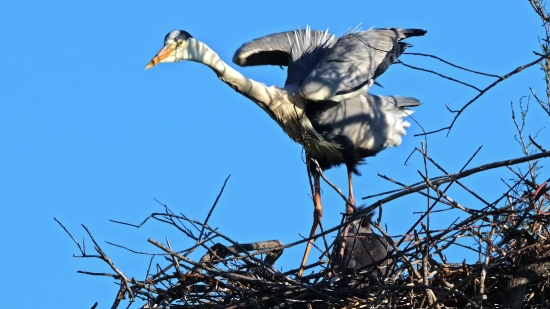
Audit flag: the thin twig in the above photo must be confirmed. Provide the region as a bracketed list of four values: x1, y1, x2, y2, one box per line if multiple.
[199, 174, 231, 241]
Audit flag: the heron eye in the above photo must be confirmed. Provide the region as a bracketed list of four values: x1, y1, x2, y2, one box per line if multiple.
[177, 40, 184, 46]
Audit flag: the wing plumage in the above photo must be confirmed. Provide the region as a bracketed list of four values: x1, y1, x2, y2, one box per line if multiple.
[299, 28, 427, 102]
[233, 27, 425, 102]
[232, 30, 298, 67]
[232, 27, 337, 86]
[331, 210, 392, 287]
[311, 94, 421, 154]
[232, 26, 425, 156]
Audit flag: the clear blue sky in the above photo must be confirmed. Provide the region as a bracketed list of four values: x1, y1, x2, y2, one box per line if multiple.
[2, 1, 549, 308]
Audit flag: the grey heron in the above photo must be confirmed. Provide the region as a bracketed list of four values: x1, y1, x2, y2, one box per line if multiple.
[331, 208, 392, 287]
[145, 26, 425, 277]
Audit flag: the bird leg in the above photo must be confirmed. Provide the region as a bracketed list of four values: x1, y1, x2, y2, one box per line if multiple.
[298, 174, 323, 277]
[337, 168, 356, 260]
[346, 168, 355, 214]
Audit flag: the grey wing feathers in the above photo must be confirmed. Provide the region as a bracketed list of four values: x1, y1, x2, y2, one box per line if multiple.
[331, 209, 392, 287]
[384, 95, 422, 108]
[299, 28, 427, 102]
[232, 29, 335, 68]
[232, 31, 295, 67]
[316, 94, 421, 153]
[372, 42, 408, 81]
[374, 29, 426, 80]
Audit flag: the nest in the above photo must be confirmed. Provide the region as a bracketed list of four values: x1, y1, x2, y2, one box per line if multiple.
[55, 148, 550, 309]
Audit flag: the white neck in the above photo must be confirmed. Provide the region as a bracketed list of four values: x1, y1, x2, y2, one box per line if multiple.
[180, 39, 340, 162]
[184, 39, 285, 110]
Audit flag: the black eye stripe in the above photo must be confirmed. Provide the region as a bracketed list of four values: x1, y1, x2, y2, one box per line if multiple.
[164, 30, 193, 45]
[175, 30, 193, 41]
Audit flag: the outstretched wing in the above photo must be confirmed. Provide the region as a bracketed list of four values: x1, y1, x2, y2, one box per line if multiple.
[299, 28, 427, 102]
[232, 27, 338, 86]
[232, 31, 298, 67]
[232, 28, 335, 67]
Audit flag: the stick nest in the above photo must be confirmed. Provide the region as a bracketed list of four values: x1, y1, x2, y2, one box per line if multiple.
[55, 148, 550, 309]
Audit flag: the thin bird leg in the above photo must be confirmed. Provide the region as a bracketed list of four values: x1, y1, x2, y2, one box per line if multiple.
[338, 168, 356, 259]
[346, 168, 355, 213]
[298, 174, 323, 277]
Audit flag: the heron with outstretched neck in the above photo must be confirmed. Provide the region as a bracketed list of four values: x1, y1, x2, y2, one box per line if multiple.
[145, 26, 425, 277]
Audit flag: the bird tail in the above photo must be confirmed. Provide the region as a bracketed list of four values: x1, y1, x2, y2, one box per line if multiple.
[376, 95, 422, 149]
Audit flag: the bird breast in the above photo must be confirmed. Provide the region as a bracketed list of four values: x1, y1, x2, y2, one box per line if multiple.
[271, 87, 345, 164]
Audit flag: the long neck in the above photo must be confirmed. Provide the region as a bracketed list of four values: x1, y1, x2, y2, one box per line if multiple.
[185, 38, 295, 123]
[181, 39, 338, 159]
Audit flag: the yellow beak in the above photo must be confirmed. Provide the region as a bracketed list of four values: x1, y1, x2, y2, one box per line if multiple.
[145, 44, 176, 70]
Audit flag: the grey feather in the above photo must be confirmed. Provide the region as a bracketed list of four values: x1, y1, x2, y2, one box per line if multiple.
[232, 29, 335, 68]
[233, 27, 338, 86]
[232, 30, 296, 67]
[331, 208, 393, 288]
[231, 26, 425, 173]
[299, 28, 427, 102]
[311, 94, 421, 155]
[233, 27, 425, 102]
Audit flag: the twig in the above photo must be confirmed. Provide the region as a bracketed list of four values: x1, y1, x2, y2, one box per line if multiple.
[417, 52, 550, 137]
[399, 60, 482, 91]
[81, 224, 135, 302]
[199, 174, 231, 241]
[403, 52, 501, 78]
[530, 134, 547, 152]
[362, 151, 550, 201]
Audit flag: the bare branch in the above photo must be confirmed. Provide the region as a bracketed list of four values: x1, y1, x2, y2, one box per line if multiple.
[199, 174, 231, 241]
[416, 52, 550, 137]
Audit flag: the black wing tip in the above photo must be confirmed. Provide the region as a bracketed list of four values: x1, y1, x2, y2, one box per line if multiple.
[402, 28, 428, 37]
[233, 50, 291, 67]
[371, 27, 427, 37]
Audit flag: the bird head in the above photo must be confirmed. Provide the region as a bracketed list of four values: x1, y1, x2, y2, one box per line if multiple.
[145, 30, 194, 70]
[348, 206, 375, 235]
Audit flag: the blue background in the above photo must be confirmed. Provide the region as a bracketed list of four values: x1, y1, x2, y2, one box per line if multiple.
[2, 1, 549, 307]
